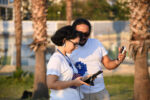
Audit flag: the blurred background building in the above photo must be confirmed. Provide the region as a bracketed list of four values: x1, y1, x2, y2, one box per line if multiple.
[0, 0, 149, 68]
[0, 0, 13, 20]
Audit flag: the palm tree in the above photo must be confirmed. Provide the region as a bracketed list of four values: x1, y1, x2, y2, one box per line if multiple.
[30, 0, 49, 99]
[14, 0, 22, 69]
[129, 0, 150, 100]
[66, 0, 72, 25]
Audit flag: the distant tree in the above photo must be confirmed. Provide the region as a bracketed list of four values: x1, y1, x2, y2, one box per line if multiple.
[22, 0, 31, 20]
[73, 0, 113, 20]
[111, 1, 129, 20]
[129, 0, 150, 100]
[46, 0, 129, 20]
[66, 0, 72, 25]
[47, 1, 66, 20]
[14, 0, 22, 69]
[30, 0, 49, 99]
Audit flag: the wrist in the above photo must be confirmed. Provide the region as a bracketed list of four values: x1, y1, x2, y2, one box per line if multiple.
[115, 60, 121, 65]
[71, 80, 76, 86]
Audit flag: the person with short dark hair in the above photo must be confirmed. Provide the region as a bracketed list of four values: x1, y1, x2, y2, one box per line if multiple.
[70, 18, 126, 100]
[46, 25, 89, 100]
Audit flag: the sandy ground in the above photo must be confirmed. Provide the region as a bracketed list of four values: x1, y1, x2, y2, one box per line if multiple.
[0, 65, 34, 75]
[0, 64, 150, 76]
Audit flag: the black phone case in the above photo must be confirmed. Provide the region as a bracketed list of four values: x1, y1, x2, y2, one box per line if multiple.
[83, 70, 103, 86]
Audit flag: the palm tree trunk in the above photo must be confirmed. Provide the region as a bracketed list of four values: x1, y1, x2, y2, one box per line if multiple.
[129, 0, 150, 100]
[66, 0, 72, 25]
[134, 45, 150, 100]
[32, 49, 48, 99]
[31, 0, 49, 99]
[14, 0, 22, 69]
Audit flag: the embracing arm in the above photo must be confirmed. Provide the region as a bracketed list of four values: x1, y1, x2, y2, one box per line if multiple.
[47, 75, 85, 90]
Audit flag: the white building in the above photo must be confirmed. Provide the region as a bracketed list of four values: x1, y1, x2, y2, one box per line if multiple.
[0, 0, 13, 20]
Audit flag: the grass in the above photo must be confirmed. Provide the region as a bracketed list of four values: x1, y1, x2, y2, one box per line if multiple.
[0, 73, 33, 100]
[104, 75, 134, 100]
[0, 75, 134, 100]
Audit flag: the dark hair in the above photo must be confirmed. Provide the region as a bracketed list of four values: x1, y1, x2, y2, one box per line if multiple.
[51, 25, 81, 46]
[72, 18, 91, 34]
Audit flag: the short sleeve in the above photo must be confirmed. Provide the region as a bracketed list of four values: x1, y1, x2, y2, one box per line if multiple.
[46, 55, 61, 76]
[96, 39, 108, 57]
[101, 45, 108, 57]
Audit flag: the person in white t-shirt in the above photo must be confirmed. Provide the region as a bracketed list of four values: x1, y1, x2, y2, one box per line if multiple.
[46, 25, 89, 100]
[70, 18, 126, 100]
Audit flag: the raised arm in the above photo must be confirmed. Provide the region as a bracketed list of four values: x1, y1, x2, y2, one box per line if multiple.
[101, 48, 126, 70]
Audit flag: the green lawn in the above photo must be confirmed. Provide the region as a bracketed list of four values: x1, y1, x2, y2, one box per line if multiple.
[0, 74, 33, 100]
[105, 75, 134, 100]
[0, 75, 134, 100]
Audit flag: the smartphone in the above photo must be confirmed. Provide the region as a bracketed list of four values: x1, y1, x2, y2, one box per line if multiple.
[83, 70, 103, 86]
[117, 46, 126, 61]
[120, 46, 126, 54]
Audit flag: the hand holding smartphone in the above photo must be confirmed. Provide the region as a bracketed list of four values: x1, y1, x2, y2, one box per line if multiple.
[82, 70, 103, 86]
[117, 46, 126, 61]
[120, 46, 126, 54]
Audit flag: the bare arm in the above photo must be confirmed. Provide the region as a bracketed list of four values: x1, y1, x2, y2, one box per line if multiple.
[101, 48, 126, 70]
[47, 75, 86, 90]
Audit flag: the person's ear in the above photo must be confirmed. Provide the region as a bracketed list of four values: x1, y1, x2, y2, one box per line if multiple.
[63, 38, 66, 47]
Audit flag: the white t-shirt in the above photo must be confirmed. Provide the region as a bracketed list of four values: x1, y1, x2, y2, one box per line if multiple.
[47, 52, 81, 100]
[70, 38, 108, 94]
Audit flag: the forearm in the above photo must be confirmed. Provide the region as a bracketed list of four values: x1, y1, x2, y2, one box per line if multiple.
[102, 48, 126, 70]
[105, 59, 121, 70]
[47, 80, 74, 90]
[102, 55, 122, 70]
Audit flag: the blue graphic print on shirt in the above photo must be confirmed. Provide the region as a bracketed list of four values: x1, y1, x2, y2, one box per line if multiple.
[75, 61, 87, 76]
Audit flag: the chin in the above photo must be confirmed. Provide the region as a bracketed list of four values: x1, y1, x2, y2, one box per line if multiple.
[79, 43, 85, 46]
[67, 52, 71, 54]
[79, 41, 87, 46]
[67, 51, 72, 54]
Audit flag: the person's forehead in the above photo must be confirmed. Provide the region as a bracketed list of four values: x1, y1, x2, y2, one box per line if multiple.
[76, 24, 89, 32]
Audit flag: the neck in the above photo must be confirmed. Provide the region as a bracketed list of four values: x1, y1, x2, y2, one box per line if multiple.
[57, 47, 66, 56]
